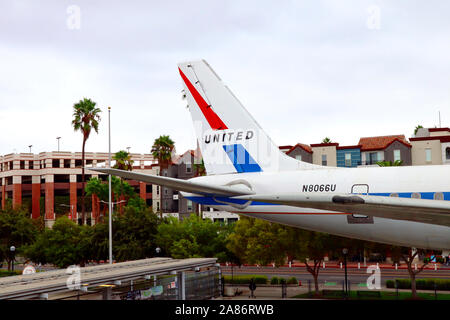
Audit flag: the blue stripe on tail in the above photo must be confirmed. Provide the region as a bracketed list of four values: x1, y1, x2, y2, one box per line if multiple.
[223, 144, 262, 173]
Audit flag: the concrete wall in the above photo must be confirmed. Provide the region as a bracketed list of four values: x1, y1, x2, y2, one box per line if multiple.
[411, 140, 442, 165]
[441, 142, 450, 164]
[384, 140, 412, 165]
[430, 130, 450, 137]
[312, 146, 337, 167]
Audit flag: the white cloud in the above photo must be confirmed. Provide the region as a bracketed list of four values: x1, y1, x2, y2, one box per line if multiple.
[0, 0, 449, 155]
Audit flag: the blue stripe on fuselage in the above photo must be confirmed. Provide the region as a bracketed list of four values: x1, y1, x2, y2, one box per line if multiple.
[367, 192, 450, 200]
[186, 192, 450, 207]
[185, 196, 276, 206]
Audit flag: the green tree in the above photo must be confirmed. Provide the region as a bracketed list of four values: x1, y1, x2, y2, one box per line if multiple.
[72, 98, 102, 224]
[157, 215, 233, 261]
[391, 246, 432, 299]
[23, 217, 92, 268]
[290, 230, 336, 295]
[322, 137, 331, 143]
[414, 125, 423, 136]
[0, 207, 38, 270]
[151, 135, 175, 217]
[113, 150, 134, 171]
[85, 176, 136, 219]
[110, 199, 159, 261]
[377, 160, 403, 167]
[226, 217, 287, 267]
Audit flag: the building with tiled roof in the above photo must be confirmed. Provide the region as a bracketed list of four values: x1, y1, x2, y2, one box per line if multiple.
[357, 135, 412, 166]
[410, 127, 450, 165]
[282, 143, 313, 163]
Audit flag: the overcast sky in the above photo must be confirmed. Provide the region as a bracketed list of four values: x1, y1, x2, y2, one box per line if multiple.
[1, 0, 449, 156]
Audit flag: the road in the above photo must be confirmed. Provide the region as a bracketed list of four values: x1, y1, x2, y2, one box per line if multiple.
[222, 264, 450, 286]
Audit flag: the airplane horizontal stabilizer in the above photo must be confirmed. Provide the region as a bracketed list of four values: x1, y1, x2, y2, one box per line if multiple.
[90, 168, 254, 196]
[234, 193, 450, 227]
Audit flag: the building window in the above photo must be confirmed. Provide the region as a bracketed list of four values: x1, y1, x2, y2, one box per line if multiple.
[394, 150, 401, 162]
[295, 155, 302, 161]
[434, 192, 444, 200]
[156, 202, 160, 211]
[187, 200, 193, 211]
[369, 152, 378, 165]
[345, 153, 351, 167]
[425, 149, 432, 162]
[157, 186, 159, 195]
[390, 193, 399, 197]
[186, 163, 192, 173]
[29, 161, 34, 170]
[321, 154, 327, 166]
[446, 147, 450, 160]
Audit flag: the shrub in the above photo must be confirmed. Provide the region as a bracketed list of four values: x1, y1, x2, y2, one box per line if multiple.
[287, 277, 298, 285]
[223, 275, 268, 285]
[279, 278, 286, 285]
[386, 278, 450, 291]
[0, 270, 21, 277]
[270, 277, 279, 285]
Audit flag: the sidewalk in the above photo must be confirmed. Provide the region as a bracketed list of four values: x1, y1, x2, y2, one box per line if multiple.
[215, 283, 450, 300]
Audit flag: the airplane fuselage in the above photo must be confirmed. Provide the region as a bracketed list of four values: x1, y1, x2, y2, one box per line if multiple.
[183, 164, 450, 250]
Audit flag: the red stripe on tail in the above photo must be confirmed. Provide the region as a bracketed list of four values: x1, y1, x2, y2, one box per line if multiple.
[179, 67, 228, 130]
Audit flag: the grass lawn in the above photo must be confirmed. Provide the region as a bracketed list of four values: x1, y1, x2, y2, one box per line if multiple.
[293, 290, 450, 300]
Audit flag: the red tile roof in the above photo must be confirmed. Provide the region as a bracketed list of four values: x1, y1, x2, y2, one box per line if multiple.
[286, 143, 313, 154]
[358, 135, 411, 151]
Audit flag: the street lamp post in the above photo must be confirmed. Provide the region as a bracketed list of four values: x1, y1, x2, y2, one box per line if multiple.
[28, 145, 32, 153]
[56, 137, 61, 152]
[10, 246, 16, 272]
[100, 202, 126, 263]
[343, 248, 348, 298]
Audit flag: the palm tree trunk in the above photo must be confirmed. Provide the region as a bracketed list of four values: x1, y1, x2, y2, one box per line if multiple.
[81, 138, 86, 225]
[159, 166, 163, 219]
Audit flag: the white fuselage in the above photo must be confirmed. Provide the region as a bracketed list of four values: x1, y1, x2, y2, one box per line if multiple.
[182, 165, 450, 250]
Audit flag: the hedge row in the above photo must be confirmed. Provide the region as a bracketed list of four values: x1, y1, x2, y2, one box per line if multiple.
[223, 275, 268, 284]
[386, 279, 450, 291]
[0, 270, 21, 278]
[223, 275, 299, 285]
[270, 277, 298, 285]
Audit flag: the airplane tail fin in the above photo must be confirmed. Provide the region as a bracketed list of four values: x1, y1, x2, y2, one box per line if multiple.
[178, 60, 316, 175]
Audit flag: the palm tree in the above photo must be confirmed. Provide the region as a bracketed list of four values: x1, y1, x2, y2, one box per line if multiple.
[72, 98, 102, 225]
[414, 125, 423, 136]
[376, 160, 403, 167]
[151, 135, 175, 217]
[322, 137, 331, 143]
[113, 150, 134, 171]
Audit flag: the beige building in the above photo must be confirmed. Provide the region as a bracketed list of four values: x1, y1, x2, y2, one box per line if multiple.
[310, 143, 338, 167]
[410, 128, 450, 166]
